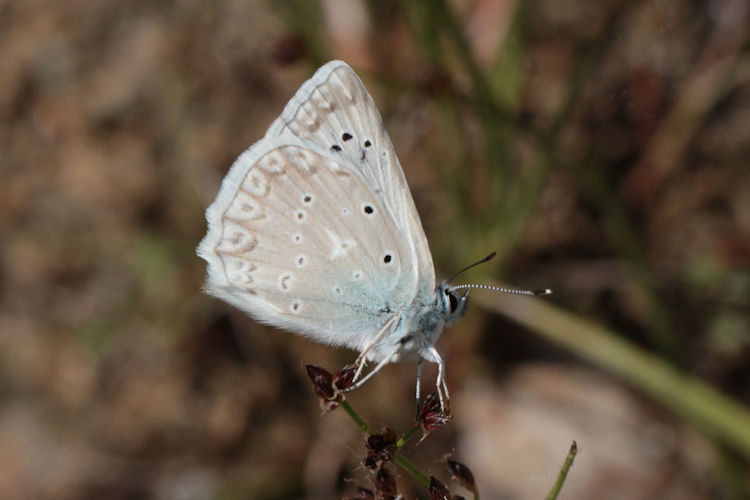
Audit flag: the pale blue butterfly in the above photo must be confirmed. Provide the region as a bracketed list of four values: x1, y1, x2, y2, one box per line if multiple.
[197, 61, 549, 409]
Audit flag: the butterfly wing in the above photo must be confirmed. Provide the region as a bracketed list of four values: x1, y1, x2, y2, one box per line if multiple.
[198, 139, 415, 352]
[265, 61, 436, 300]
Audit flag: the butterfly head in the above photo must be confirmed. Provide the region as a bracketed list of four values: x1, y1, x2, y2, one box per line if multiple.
[437, 281, 469, 325]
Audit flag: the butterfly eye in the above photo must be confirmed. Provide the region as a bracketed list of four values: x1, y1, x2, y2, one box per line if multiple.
[448, 291, 458, 313]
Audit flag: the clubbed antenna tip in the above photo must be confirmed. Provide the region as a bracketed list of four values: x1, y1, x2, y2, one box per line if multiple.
[448, 252, 497, 283]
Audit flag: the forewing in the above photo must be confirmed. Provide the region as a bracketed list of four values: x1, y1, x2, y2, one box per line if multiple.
[198, 140, 410, 351]
[266, 61, 435, 298]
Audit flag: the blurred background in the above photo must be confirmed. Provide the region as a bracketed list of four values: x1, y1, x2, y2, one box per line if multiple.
[2, 0, 750, 498]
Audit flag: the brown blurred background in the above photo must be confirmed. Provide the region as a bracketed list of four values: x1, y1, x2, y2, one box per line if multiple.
[2, 0, 750, 499]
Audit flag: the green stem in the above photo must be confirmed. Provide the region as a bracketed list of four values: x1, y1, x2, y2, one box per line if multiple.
[477, 291, 750, 460]
[395, 454, 431, 488]
[545, 441, 578, 500]
[396, 426, 420, 448]
[339, 400, 370, 434]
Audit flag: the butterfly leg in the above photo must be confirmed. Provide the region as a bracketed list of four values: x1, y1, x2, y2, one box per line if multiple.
[343, 343, 402, 393]
[426, 345, 450, 412]
[352, 314, 400, 383]
[353, 358, 367, 383]
[414, 358, 423, 421]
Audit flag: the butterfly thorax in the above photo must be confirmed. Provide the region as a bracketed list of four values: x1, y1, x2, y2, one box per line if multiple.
[373, 281, 468, 363]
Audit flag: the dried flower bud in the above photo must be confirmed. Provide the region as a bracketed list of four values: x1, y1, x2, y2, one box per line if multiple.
[366, 426, 397, 452]
[362, 454, 379, 470]
[429, 476, 451, 500]
[365, 434, 387, 453]
[374, 466, 398, 499]
[333, 364, 357, 391]
[321, 398, 340, 412]
[417, 392, 450, 420]
[417, 392, 441, 418]
[303, 363, 340, 410]
[363, 426, 397, 469]
[421, 411, 452, 431]
[443, 456, 477, 495]
[380, 425, 397, 445]
[417, 393, 451, 435]
[304, 364, 334, 398]
[354, 486, 376, 500]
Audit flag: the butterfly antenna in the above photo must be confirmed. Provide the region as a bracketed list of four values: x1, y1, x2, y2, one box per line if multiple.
[447, 252, 497, 283]
[449, 284, 553, 296]
[448, 252, 553, 296]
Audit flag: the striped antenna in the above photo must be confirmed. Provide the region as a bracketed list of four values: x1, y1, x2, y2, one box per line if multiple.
[449, 284, 553, 296]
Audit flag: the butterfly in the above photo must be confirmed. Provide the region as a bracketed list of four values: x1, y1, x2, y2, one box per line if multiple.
[197, 61, 549, 410]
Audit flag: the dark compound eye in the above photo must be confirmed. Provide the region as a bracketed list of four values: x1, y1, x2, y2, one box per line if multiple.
[448, 291, 458, 313]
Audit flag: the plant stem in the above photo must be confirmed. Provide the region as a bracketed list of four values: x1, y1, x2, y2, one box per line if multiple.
[477, 291, 750, 460]
[545, 441, 578, 500]
[396, 426, 420, 448]
[339, 400, 370, 434]
[395, 454, 431, 488]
